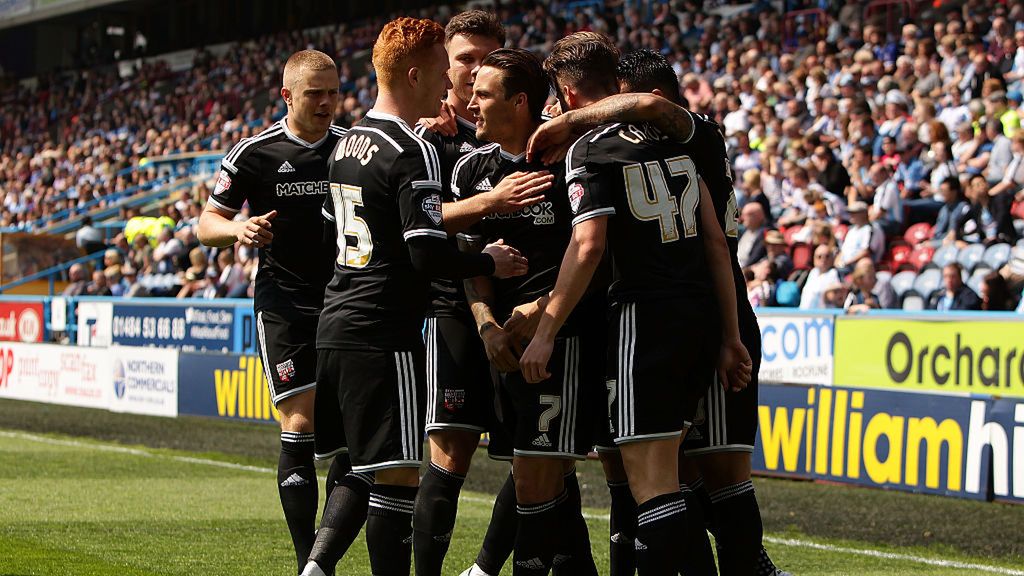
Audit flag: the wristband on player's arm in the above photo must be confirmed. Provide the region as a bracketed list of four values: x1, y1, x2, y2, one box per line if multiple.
[407, 236, 495, 279]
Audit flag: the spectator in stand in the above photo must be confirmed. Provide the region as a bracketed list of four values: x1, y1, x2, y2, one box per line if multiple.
[800, 244, 840, 310]
[932, 177, 972, 245]
[740, 170, 773, 228]
[836, 201, 883, 272]
[981, 118, 1013, 184]
[62, 263, 90, 296]
[981, 272, 1014, 311]
[930, 262, 982, 311]
[867, 162, 902, 235]
[845, 259, 897, 313]
[822, 281, 850, 310]
[958, 174, 1019, 246]
[737, 202, 768, 269]
[87, 269, 112, 296]
[214, 249, 248, 298]
[812, 145, 851, 197]
[764, 230, 793, 280]
[105, 266, 129, 297]
[990, 131, 1024, 201]
[76, 216, 104, 253]
[176, 247, 209, 299]
[152, 226, 185, 274]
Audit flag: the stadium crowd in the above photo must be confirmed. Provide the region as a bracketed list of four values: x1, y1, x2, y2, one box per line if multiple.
[7, 0, 1024, 311]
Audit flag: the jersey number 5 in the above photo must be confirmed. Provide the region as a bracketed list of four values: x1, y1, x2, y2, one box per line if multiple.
[623, 155, 700, 243]
[330, 183, 373, 268]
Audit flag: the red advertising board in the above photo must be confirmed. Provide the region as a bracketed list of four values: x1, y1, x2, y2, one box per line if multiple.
[0, 301, 44, 342]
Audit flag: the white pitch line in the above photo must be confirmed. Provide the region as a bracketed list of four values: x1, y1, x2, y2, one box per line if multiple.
[763, 536, 1024, 576]
[4, 429, 1022, 575]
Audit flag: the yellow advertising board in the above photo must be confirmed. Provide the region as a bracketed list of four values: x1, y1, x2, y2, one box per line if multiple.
[834, 317, 1024, 398]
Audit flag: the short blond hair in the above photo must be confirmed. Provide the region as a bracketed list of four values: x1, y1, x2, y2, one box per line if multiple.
[372, 17, 446, 89]
[283, 49, 336, 89]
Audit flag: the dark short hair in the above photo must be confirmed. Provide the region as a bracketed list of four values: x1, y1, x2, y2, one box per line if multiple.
[543, 32, 620, 102]
[481, 48, 549, 122]
[616, 49, 682, 105]
[445, 10, 506, 46]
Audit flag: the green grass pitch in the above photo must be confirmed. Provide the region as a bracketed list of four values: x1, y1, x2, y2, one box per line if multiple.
[0, 400, 1022, 575]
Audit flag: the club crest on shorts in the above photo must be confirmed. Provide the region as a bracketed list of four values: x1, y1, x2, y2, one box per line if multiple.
[276, 359, 296, 383]
[444, 389, 466, 410]
[422, 193, 443, 225]
[568, 182, 584, 213]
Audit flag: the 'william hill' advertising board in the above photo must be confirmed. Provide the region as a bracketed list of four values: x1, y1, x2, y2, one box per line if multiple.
[753, 384, 1024, 503]
[177, 352, 279, 424]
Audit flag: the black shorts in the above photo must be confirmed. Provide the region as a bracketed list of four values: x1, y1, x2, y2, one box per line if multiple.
[424, 315, 500, 433]
[314, 348, 426, 472]
[607, 299, 719, 445]
[256, 309, 318, 405]
[493, 336, 592, 460]
[683, 315, 761, 455]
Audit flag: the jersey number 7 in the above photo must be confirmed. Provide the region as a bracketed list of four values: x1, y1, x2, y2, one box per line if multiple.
[330, 183, 374, 268]
[623, 155, 700, 243]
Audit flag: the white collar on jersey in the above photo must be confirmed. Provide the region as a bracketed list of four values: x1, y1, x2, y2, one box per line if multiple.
[279, 117, 331, 149]
[498, 148, 526, 162]
[455, 115, 477, 132]
[366, 109, 414, 129]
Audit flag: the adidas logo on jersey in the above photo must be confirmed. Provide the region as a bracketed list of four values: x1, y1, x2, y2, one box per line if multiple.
[459, 142, 475, 153]
[634, 539, 648, 551]
[531, 433, 552, 448]
[475, 178, 493, 191]
[515, 558, 547, 570]
[280, 473, 309, 487]
[278, 161, 296, 173]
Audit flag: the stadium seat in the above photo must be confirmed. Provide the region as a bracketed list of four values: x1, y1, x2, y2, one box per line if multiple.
[875, 270, 893, 286]
[901, 291, 927, 310]
[931, 244, 959, 269]
[890, 270, 917, 297]
[967, 268, 988, 295]
[782, 226, 803, 246]
[775, 281, 801, 307]
[913, 267, 942, 298]
[982, 243, 1012, 270]
[956, 243, 985, 271]
[790, 242, 812, 270]
[888, 243, 913, 270]
[902, 222, 933, 246]
[908, 245, 935, 271]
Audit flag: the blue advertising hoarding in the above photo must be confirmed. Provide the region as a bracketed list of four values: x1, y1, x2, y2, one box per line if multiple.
[177, 352, 279, 424]
[111, 303, 236, 352]
[753, 383, 1019, 501]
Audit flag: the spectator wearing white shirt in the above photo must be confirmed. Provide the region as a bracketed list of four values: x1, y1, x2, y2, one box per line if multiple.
[836, 201, 883, 272]
[800, 244, 841, 309]
[845, 259, 897, 313]
[867, 162, 902, 235]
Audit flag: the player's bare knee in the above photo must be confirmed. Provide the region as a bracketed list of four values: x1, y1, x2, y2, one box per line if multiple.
[277, 389, 315, 433]
[428, 430, 478, 475]
[599, 450, 628, 483]
[512, 458, 565, 504]
[698, 451, 752, 489]
[374, 467, 420, 487]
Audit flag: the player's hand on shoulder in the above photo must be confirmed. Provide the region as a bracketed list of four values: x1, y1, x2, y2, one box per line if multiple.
[520, 337, 554, 384]
[717, 338, 753, 393]
[479, 322, 521, 373]
[483, 239, 528, 279]
[488, 171, 553, 213]
[503, 295, 548, 341]
[543, 101, 563, 118]
[418, 100, 458, 137]
[526, 114, 574, 165]
[236, 210, 277, 248]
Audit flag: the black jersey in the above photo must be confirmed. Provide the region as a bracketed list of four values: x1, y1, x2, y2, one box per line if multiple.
[415, 115, 483, 319]
[209, 118, 346, 312]
[686, 114, 758, 330]
[566, 121, 709, 304]
[452, 143, 579, 330]
[317, 110, 448, 351]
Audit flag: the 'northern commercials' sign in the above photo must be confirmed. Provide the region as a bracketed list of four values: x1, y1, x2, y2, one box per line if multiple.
[756, 313, 834, 386]
[834, 317, 1024, 398]
[109, 348, 178, 417]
